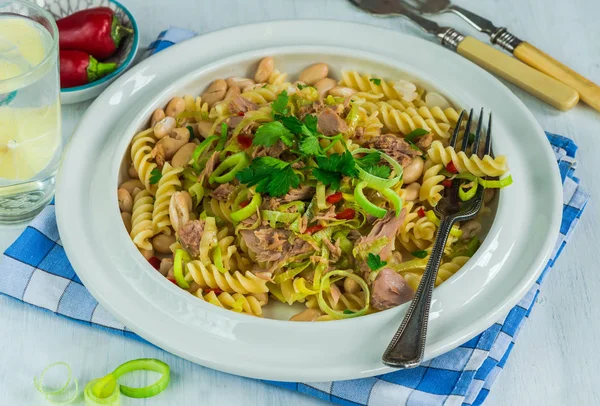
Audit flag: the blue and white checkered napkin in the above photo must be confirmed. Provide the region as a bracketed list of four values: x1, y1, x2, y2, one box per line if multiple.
[0, 28, 590, 406]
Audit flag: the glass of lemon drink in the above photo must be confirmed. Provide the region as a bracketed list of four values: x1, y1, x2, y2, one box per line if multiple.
[0, 0, 61, 224]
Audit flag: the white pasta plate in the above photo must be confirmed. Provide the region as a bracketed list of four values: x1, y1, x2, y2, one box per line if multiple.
[56, 20, 561, 382]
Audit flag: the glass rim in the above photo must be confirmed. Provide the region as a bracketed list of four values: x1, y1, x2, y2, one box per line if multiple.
[0, 0, 59, 89]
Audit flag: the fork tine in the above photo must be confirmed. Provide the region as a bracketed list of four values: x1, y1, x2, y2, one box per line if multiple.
[460, 108, 474, 152]
[471, 107, 485, 157]
[449, 110, 466, 148]
[483, 112, 493, 155]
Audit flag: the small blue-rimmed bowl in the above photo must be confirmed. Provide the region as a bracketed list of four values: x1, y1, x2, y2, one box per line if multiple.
[38, 0, 139, 104]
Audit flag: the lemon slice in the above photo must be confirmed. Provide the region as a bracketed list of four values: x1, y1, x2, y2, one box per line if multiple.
[0, 103, 61, 181]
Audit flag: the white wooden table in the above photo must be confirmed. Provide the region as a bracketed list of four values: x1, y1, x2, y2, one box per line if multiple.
[1, 0, 599, 404]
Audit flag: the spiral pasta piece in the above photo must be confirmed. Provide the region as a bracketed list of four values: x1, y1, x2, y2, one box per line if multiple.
[130, 128, 157, 194]
[187, 260, 269, 294]
[437, 256, 470, 284]
[401, 255, 469, 291]
[419, 161, 445, 206]
[428, 140, 509, 177]
[340, 71, 404, 101]
[240, 85, 279, 105]
[205, 197, 234, 224]
[152, 163, 182, 235]
[197, 290, 263, 316]
[398, 201, 430, 252]
[130, 189, 154, 251]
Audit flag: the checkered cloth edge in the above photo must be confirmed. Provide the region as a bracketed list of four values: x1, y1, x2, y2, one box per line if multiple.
[0, 28, 589, 406]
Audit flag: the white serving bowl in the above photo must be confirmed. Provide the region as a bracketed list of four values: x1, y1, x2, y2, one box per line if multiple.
[56, 21, 561, 382]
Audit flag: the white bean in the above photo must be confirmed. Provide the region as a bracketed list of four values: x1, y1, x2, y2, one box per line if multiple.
[403, 182, 421, 201]
[153, 116, 176, 139]
[403, 158, 424, 184]
[314, 78, 337, 99]
[165, 97, 186, 117]
[254, 56, 274, 83]
[299, 63, 329, 85]
[117, 188, 133, 213]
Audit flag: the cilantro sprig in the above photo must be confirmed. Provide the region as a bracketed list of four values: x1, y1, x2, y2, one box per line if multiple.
[369, 78, 382, 86]
[367, 253, 387, 271]
[236, 157, 300, 197]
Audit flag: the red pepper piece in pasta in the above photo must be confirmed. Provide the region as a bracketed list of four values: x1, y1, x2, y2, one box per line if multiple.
[335, 208, 355, 220]
[417, 207, 426, 218]
[446, 161, 458, 174]
[305, 224, 325, 234]
[148, 257, 161, 270]
[326, 192, 343, 204]
[442, 179, 453, 188]
[237, 135, 253, 149]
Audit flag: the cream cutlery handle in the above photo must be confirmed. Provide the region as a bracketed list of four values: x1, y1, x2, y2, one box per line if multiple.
[513, 42, 600, 112]
[457, 36, 579, 111]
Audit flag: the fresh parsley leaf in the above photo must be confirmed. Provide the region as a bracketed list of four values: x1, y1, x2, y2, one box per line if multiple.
[271, 90, 289, 116]
[312, 167, 342, 190]
[355, 151, 391, 178]
[411, 250, 429, 259]
[215, 122, 228, 151]
[356, 151, 381, 167]
[364, 164, 391, 178]
[303, 114, 318, 135]
[312, 151, 358, 190]
[236, 157, 300, 197]
[405, 128, 429, 143]
[253, 121, 295, 147]
[299, 134, 322, 156]
[186, 125, 195, 140]
[369, 78, 382, 86]
[342, 309, 355, 315]
[367, 253, 387, 271]
[277, 115, 313, 137]
[149, 168, 162, 185]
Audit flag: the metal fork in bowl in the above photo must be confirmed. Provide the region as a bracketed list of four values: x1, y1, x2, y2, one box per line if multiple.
[401, 0, 600, 112]
[382, 108, 488, 368]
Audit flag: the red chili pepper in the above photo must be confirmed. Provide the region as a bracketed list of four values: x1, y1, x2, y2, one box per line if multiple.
[148, 256, 161, 270]
[335, 208, 356, 220]
[204, 288, 223, 295]
[167, 278, 177, 285]
[239, 199, 251, 208]
[326, 192, 343, 204]
[57, 7, 133, 60]
[305, 224, 325, 234]
[59, 50, 117, 88]
[446, 161, 458, 174]
[237, 111, 245, 116]
[237, 134, 253, 149]
[442, 179, 453, 188]
[417, 207, 426, 218]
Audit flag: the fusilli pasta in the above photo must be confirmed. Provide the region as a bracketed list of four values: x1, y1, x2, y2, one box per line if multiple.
[428, 140, 509, 177]
[152, 163, 182, 235]
[130, 189, 154, 250]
